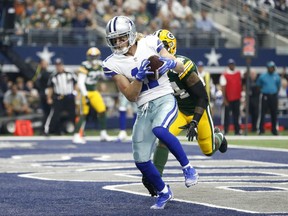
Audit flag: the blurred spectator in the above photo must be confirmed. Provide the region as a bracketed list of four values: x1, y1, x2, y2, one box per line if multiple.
[0, 73, 10, 116]
[123, 0, 143, 13]
[239, 2, 255, 34]
[197, 61, 215, 103]
[135, 3, 152, 33]
[256, 61, 281, 135]
[280, 66, 288, 81]
[179, 0, 194, 29]
[195, 8, 217, 33]
[116, 92, 137, 141]
[195, 8, 219, 46]
[110, 0, 125, 16]
[94, 0, 110, 17]
[71, 8, 96, 45]
[3, 83, 32, 117]
[278, 77, 288, 115]
[158, 0, 184, 30]
[44, 58, 77, 135]
[247, 69, 260, 132]
[220, 59, 243, 135]
[275, 0, 288, 13]
[146, 0, 158, 17]
[34, 59, 51, 134]
[25, 80, 40, 111]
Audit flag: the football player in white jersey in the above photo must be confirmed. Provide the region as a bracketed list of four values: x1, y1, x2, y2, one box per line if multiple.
[102, 16, 198, 210]
[117, 92, 137, 141]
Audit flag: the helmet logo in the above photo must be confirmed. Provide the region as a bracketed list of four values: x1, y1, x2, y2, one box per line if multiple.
[167, 32, 175, 40]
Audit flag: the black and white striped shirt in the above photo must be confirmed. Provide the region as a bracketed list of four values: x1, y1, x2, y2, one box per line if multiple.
[47, 71, 77, 96]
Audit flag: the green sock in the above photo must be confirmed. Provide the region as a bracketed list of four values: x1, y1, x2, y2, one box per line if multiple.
[74, 115, 86, 133]
[153, 145, 169, 176]
[98, 112, 106, 130]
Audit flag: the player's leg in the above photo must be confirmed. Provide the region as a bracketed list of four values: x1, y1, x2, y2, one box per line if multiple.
[198, 108, 227, 155]
[132, 109, 172, 209]
[269, 94, 278, 135]
[231, 100, 241, 135]
[90, 91, 112, 141]
[258, 94, 267, 134]
[118, 93, 129, 141]
[151, 94, 198, 187]
[153, 111, 187, 176]
[73, 95, 89, 144]
[224, 104, 230, 134]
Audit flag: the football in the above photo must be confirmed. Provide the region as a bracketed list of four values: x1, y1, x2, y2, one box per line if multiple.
[147, 55, 164, 80]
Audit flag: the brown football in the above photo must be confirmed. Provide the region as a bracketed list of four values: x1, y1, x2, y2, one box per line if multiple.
[147, 55, 164, 80]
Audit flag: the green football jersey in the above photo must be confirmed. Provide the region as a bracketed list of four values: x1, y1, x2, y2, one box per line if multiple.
[78, 60, 105, 91]
[168, 55, 198, 116]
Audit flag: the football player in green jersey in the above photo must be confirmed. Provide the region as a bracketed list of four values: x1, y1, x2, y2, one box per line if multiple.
[142, 29, 228, 196]
[73, 47, 113, 144]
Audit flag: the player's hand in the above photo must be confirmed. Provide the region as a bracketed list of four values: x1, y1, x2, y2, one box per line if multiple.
[158, 57, 177, 75]
[179, 120, 198, 141]
[135, 59, 153, 81]
[85, 95, 90, 105]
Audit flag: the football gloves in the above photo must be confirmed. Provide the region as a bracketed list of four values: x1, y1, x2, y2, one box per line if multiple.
[179, 120, 198, 141]
[158, 57, 177, 75]
[135, 59, 153, 81]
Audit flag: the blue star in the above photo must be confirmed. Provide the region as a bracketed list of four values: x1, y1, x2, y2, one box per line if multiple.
[204, 48, 222, 66]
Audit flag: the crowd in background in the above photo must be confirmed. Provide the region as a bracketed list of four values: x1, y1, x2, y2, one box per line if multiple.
[6, 0, 288, 46]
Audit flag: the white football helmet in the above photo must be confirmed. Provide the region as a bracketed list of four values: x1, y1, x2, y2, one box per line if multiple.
[105, 16, 137, 55]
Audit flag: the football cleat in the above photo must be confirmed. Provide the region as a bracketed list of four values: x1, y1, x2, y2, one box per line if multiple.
[100, 130, 114, 142]
[142, 176, 157, 197]
[214, 127, 228, 153]
[183, 166, 199, 187]
[72, 133, 86, 144]
[150, 185, 173, 210]
[117, 130, 128, 141]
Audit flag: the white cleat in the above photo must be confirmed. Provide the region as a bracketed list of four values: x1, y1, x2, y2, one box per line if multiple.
[100, 130, 114, 142]
[73, 133, 86, 144]
[117, 130, 128, 141]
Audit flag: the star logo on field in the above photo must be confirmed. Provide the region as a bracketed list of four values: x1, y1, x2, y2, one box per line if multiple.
[204, 48, 222, 66]
[36, 46, 55, 64]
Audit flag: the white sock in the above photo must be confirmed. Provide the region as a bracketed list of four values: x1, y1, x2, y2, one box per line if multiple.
[182, 163, 191, 169]
[160, 185, 168, 194]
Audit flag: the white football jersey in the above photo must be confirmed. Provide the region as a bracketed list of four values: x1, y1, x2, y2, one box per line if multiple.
[102, 35, 173, 107]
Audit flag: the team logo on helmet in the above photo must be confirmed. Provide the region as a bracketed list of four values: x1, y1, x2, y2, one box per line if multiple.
[154, 29, 177, 55]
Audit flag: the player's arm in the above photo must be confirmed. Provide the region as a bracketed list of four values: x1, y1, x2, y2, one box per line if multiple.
[112, 74, 143, 102]
[77, 66, 88, 97]
[185, 72, 208, 122]
[46, 87, 53, 105]
[159, 47, 184, 74]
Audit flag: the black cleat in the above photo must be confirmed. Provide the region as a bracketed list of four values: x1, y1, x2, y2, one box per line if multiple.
[142, 176, 157, 197]
[214, 127, 228, 153]
[219, 136, 227, 153]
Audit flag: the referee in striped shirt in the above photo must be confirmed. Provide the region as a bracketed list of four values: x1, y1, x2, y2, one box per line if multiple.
[44, 58, 77, 135]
